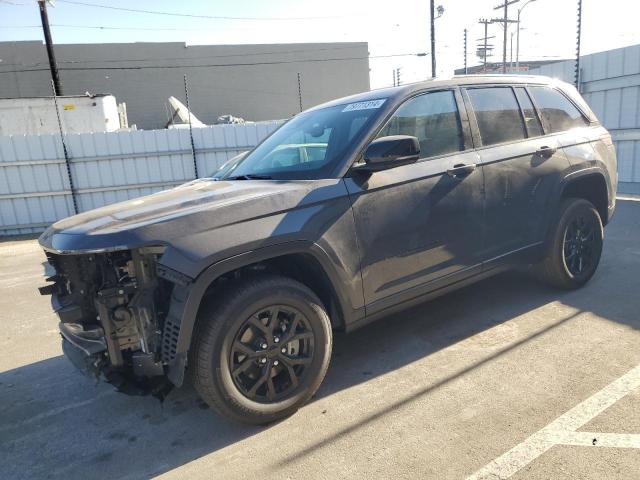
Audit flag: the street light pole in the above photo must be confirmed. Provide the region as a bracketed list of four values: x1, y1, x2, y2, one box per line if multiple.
[429, 2, 444, 78]
[516, 0, 537, 69]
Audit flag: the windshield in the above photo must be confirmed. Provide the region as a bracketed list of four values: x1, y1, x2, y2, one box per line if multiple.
[211, 152, 248, 179]
[217, 101, 386, 180]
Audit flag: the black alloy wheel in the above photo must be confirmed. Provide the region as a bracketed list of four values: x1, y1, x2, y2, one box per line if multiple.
[562, 214, 597, 279]
[191, 275, 332, 424]
[534, 197, 603, 289]
[229, 305, 315, 402]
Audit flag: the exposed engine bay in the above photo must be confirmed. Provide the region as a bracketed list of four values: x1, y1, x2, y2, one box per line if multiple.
[40, 247, 175, 399]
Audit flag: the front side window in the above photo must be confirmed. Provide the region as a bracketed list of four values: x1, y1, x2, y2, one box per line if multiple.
[528, 86, 590, 133]
[217, 101, 383, 180]
[467, 87, 526, 146]
[377, 90, 464, 159]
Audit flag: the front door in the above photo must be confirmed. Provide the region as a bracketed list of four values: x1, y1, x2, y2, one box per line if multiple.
[345, 89, 484, 311]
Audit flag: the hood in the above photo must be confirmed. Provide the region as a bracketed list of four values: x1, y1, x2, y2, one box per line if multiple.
[39, 178, 340, 253]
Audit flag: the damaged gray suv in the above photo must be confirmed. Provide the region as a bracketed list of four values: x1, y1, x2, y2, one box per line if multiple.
[39, 75, 617, 424]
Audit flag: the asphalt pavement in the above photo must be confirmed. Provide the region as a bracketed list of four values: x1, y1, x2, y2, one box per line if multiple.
[1, 199, 639, 480]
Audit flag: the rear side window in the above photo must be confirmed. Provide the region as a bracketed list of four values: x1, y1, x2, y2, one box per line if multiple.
[377, 90, 464, 159]
[514, 87, 543, 138]
[528, 86, 589, 133]
[467, 87, 526, 146]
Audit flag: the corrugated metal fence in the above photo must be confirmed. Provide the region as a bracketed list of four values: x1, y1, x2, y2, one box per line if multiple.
[0, 121, 283, 235]
[527, 44, 640, 193]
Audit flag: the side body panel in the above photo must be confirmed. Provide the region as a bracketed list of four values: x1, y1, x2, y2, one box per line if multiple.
[345, 149, 484, 313]
[461, 85, 572, 264]
[477, 137, 570, 260]
[560, 125, 617, 221]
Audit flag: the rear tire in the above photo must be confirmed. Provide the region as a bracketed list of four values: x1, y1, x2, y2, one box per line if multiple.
[191, 275, 332, 425]
[534, 197, 603, 289]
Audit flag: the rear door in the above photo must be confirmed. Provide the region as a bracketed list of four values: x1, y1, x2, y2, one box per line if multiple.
[345, 89, 484, 310]
[463, 85, 570, 263]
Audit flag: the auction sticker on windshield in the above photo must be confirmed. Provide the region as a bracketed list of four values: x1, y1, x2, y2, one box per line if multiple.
[342, 99, 386, 112]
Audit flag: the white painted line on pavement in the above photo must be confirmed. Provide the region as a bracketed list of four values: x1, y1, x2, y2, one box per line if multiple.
[466, 363, 640, 480]
[544, 431, 640, 449]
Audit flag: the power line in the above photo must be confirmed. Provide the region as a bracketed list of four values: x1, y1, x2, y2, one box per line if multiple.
[2, 24, 230, 31]
[0, 52, 427, 74]
[55, 0, 349, 21]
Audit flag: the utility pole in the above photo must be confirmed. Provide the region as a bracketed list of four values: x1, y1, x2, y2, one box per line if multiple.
[463, 29, 468, 74]
[396, 67, 402, 86]
[38, 0, 62, 95]
[575, 0, 583, 89]
[477, 19, 494, 72]
[493, 0, 520, 73]
[430, 0, 436, 78]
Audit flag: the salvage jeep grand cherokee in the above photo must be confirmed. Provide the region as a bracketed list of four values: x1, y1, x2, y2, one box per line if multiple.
[39, 76, 617, 424]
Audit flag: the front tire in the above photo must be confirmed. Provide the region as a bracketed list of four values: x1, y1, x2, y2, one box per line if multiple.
[535, 197, 604, 289]
[191, 275, 332, 424]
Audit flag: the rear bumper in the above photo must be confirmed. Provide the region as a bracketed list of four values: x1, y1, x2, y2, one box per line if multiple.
[608, 197, 616, 224]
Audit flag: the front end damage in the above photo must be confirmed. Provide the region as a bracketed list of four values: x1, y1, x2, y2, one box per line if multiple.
[40, 247, 187, 399]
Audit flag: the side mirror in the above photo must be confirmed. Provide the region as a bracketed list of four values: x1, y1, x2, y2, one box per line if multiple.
[355, 135, 420, 172]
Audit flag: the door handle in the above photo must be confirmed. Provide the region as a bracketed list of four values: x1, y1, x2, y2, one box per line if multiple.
[446, 163, 476, 178]
[535, 146, 557, 158]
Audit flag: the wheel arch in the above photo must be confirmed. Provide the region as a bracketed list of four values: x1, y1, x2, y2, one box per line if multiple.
[164, 241, 352, 386]
[560, 169, 610, 225]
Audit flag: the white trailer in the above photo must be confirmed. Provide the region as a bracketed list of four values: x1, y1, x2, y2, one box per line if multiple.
[0, 94, 128, 136]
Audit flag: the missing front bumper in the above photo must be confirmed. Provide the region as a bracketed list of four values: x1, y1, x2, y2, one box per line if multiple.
[59, 322, 173, 399]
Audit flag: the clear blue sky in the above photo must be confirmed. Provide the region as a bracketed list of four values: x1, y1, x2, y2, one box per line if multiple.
[2, 0, 640, 88]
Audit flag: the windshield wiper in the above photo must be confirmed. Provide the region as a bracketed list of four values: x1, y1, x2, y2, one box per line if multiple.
[226, 174, 273, 180]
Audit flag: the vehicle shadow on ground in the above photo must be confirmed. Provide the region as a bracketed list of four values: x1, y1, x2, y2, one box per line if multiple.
[1, 201, 638, 479]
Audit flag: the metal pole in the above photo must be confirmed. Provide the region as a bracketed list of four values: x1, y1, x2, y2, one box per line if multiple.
[502, 0, 508, 73]
[51, 80, 77, 214]
[297, 72, 303, 112]
[464, 29, 468, 74]
[38, 0, 62, 95]
[484, 21, 488, 70]
[510, 32, 514, 70]
[183, 74, 198, 179]
[575, 0, 583, 89]
[516, 9, 521, 69]
[430, 0, 436, 78]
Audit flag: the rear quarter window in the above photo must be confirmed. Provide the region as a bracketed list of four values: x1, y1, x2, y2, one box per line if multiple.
[528, 86, 590, 133]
